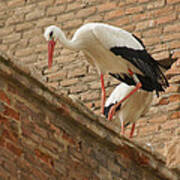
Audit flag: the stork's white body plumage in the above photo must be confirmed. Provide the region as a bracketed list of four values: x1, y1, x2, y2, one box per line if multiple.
[104, 83, 153, 137]
[105, 83, 153, 124]
[44, 22, 168, 118]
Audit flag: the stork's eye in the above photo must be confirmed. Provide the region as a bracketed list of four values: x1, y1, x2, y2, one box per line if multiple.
[49, 31, 53, 38]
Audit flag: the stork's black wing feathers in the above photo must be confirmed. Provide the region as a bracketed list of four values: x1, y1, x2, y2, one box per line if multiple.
[109, 73, 164, 94]
[132, 34, 146, 49]
[110, 47, 169, 96]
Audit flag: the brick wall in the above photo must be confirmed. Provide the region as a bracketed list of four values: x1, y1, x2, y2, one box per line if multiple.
[0, 0, 180, 166]
[0, 52, 179, 180]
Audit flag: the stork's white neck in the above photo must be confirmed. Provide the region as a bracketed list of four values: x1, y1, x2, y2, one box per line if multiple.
[56, 28, 79, 51]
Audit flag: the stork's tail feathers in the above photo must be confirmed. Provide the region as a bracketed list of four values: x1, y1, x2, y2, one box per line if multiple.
[104, 103, 121, 118]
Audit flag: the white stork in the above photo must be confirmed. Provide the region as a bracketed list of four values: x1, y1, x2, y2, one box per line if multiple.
[104, 83, 153, 138]
[44, 23, 168, 119]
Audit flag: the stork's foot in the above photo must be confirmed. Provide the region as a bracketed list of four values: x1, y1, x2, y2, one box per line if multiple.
[108, 104, 116, 121]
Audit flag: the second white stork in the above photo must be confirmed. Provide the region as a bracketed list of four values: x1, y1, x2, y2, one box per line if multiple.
[44, 23, 168, 119]
[104, 83, 153, 138]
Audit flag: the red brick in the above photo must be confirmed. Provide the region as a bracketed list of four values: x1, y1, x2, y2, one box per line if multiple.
[169, 94, 180, 102]
[15, 47, 35, 57]
[66, 1, 81, 12]
[152, 43, 168, 54]
[142, 28, 162, 37]
[62, 131, 75, 145]
[126, 0, 138, 3]
[0, 114, 8, 125]
[167, 0, 180, 4]
[3, 105, 19, 121]
[172, 52, 180, 59]
[38, 0, 54, 7]
[57, 12, 74, 23]
[68, 67, 87, 78]
[97, 2, 117, 12]
[0, 166, 10, 179]
[169, 75, 180, 84]
[152, 51, 170, 61]
[84, 15, 103, 23]
[143, 36, 161, 46]
[147, 0, 165, 9]
[166, 68, 180, 79]
[136, 20, 155, 30]
[168, 40, 180, 49]
[34, 148, 54, 167]
[60, 78, 79, 86]
[131, 12, 151, 22]
[170, 111, 180, 120]
[0, 90, 10, 105]
[47, 5, 65, 16]
[122, 24, 136, 32]
[162, 119, 180, 130]
[114, 17, 130, 26]
[48, 82, 59, 89]
[0, 27, 14, 36]
[25, 9, 45, 21]
[35, 44, 47, 53]
[42, 140, 60, 155]
[47, 71, 67, 82]
[155, 13, 177, 25]
[31, 168, 49, 180]
[166, 85, 180, 93]
[81, 91, 100, 101]
[63, 19, 83, 29]
[3, 33, 21, 44]
[16, 22, 34, 31]
[149, 114, 168, 124]
[6, 142, 23, 156]
[138, 0, 150, 3]
[7, 0, 24, 7]
[139, 124, 159, 135]
[23, 28, 42, 39]
[36, 17, 56, 27]
[158, 97, 169, 105]
[89, 81, 101, 90]
[76, 7, 96, 18]
[164, 23, 180, 33]
[2, 129, 18, 143]
[125, 6, 144, 15]
[104, 10, 124, 20]
[70, 84, 87, 93]
[0, 137, 6, 148]
[153, 6, 174, 17]
[34, 125, 47, 138]
[3, 160, 18, 177]
[6, 15, 24, 25]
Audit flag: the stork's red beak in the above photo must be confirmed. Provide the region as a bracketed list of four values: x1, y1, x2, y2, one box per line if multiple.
[48, 39, 56, 69]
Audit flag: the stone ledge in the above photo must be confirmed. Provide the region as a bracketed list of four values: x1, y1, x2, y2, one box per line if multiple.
[0, 51, 179, 180]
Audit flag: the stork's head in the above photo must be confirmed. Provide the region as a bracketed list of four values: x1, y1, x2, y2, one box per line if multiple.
[44, 25, 60, 68]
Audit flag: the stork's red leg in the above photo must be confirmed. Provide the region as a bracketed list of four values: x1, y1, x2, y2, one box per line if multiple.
[129, 123, 136, 138]
[121, 121, 125, 136]
[108, 69, 142, 121]
[100, 73, 106, 114]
